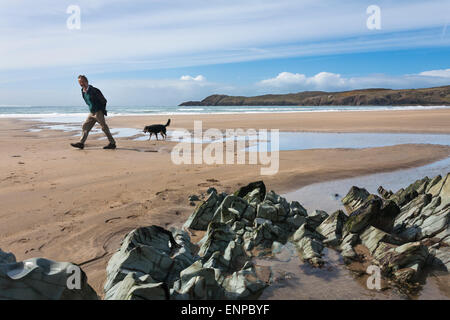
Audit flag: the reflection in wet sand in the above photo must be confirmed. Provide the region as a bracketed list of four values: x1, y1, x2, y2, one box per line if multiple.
[255, 242, 449, 300]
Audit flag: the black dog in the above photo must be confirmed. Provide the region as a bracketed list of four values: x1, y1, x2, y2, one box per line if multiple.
[143, 119, 171, 140]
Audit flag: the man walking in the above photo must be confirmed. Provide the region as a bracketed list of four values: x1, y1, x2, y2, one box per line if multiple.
[70, 75, 116, 150]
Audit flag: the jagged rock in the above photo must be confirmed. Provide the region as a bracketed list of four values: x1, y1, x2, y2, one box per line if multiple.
[104, 226, 197, 295]
[188, 195, 200, 201]
[105, 229, 197, 300]
[0, 249, 98, 300]
[393, 193, 432, 235]
[285, 214, 306, 230]
[295, 237, 324, 266]
[419, 207, 449, 240]
[234, 181, 266, 206]
[271, 241, 284, 255]
[426, 175, 443, 196]
[198, 222, 236, 260]
[339, 233, 359, 260]
[105, 273, 169, 300]
[207, 187, 217, 194]
[293, 224, 325, 242]
[212, 195, 255, 225]
[343, 196, 400, 234]
[389, 176, 430, 207]
[290, 201, 308, 217]
[246, 220, 286, 250]
[316, 210, 348, 246]
[337, 174, 449, 287]
[360, 226, 403, 255]
[0, 248, 15, 264]
[292, 224, 325, 265]
[253, 192, 305, 236]
[435, 173, 450, 210]
[171, 261, 225, 300]
[172, 258, 267, 300]
[305, 210, 329, 230]
[393, 174, 449, 243]
[427, 246, 450, 271]
[342, 186, 370, 213]
[183, 190, 226, 231]
[378, 186, 393, 199]
[256, 202, 279, 222]
[205, 241, 249, 273]
[222, 263, 268, 299]
[255, 191, 291, 223]
[275, 202, 308, 234]
[373, 241, 429, 284]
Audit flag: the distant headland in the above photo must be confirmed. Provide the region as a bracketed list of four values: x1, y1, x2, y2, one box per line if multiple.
[179, 85, 450, 106]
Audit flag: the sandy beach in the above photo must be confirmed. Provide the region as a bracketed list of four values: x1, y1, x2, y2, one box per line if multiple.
[1, 108, 450, 296]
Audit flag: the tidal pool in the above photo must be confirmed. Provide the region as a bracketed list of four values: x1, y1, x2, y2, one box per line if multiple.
[26, 120, 450, 151]
[255, 242, 449, 300]
[283, 156, 450, 213]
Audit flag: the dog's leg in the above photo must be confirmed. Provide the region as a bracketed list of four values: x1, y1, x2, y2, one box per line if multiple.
[148, 133, 152, 141]
[156, 133, 159, 140]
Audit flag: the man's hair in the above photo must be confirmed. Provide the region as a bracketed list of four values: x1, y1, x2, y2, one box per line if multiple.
[78, 75, 88, 82]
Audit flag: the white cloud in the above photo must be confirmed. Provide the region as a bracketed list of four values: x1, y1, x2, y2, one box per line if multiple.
[1, 68, 448, 106]
[260, 71, 347, 91]
[258, 69, 450, 92]
[259, 72, 348, 91]
[180, 75, 206, 81]
[419, 69, 450, 78]
[1, 0, 450, 72]
[259, 72, 306, 87]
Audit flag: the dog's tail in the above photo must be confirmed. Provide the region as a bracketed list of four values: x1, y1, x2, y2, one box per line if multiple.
[165, 119, 171, 127]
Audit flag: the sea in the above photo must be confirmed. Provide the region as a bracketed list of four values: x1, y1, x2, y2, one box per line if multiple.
[1, 104, 450, 120]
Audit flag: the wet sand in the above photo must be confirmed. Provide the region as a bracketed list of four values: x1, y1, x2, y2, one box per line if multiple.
[0, 108, 449, 297]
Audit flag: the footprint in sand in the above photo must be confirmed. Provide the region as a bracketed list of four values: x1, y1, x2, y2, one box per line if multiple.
[105, 217, 121, 223]
[109, 201, 123, 209]
[197, 183, 209, 187]
[9, 238, 30, 245]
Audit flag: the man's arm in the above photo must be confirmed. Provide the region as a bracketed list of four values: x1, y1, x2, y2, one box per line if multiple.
[94, 88, 107, 108]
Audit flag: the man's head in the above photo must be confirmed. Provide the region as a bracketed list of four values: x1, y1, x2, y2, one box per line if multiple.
[78, 75, 88, 88]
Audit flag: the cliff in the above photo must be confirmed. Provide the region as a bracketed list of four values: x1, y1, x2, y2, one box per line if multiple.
[179, 85, 450, 106]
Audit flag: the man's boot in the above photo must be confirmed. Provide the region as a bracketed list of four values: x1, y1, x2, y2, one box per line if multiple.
[103, 143, 116, 150]
[70, 142, 84, 149]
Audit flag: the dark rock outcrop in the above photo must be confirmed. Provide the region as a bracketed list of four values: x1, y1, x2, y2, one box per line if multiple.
[338, 173, 450, 289]
[0, 249, 98, 300]
[179, 86, 450, 107]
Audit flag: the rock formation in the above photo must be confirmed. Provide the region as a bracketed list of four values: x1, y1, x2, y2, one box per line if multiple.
[1, 173, 448, 299]
[0, 249, 98, 300]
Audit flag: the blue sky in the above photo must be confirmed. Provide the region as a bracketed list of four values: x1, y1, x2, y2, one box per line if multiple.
[1, 0, 450, 106]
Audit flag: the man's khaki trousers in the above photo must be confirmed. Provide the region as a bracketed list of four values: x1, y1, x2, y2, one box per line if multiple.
[80, 111, 116, 144]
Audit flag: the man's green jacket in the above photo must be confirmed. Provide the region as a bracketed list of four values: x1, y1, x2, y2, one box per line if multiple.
[82, 85, 108, 115]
